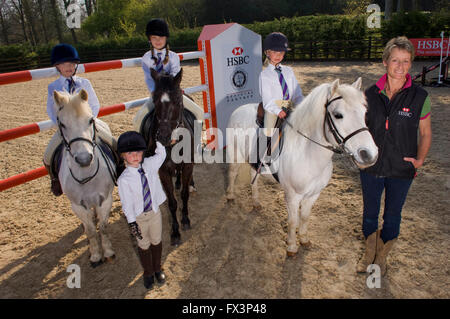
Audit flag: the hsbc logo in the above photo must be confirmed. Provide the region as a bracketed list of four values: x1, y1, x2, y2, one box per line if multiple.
[399, 106, 412, 118]
[232, 47, 244, 55]
[227, 47, 249, 67]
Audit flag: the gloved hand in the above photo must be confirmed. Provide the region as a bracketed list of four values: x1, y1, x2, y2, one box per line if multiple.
[129, 222, 143, 240]
[275, 100, 291, 109]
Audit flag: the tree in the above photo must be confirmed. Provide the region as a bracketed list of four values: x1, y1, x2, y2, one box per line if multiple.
[0, 0, 10, 44]
[397, 0, 405, 12]
[385, 0, 393, 20]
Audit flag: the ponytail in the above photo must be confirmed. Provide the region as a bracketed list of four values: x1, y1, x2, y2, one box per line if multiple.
[163, 44, 170, 65]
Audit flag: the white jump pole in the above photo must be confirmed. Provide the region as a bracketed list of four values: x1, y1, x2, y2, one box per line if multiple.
[438, 31, 444, 84]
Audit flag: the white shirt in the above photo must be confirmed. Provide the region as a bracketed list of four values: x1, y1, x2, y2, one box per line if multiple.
[142, 48, 181, 93]
[47, 75, 100, 124]
[259, 63, 304, 115]
[118, 142, 167, 223]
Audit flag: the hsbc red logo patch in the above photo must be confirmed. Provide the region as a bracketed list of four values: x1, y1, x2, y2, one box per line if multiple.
[232, 47, 243, 56]
[399, 106, 412, 118]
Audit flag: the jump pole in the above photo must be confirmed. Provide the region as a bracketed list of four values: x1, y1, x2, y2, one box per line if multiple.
[437, 32, 445, 84]
[0, 51, 205, 86]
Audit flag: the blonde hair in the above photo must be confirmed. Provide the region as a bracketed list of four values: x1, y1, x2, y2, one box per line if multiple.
[382, 36, 415, 62]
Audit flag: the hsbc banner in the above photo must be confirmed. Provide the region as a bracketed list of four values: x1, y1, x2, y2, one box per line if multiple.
[198, 23, 262, 148]
[410, 38, 449, 56]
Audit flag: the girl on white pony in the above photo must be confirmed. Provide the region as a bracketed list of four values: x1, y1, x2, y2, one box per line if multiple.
[43, 44, 115, 196]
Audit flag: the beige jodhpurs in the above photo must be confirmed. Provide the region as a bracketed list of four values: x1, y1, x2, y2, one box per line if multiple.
[135, 209, 162, 250]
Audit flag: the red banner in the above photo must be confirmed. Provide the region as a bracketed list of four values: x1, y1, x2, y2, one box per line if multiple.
[410, 38, 450, 56]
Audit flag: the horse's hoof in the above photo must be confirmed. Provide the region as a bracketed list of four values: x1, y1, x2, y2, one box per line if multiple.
[287, 251, 297, 257]
[105, 255, 116, 263]
[90, 259, 104, 268]
[189, 185, 197, 193]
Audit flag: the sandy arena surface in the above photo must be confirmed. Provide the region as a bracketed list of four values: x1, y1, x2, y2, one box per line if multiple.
[0, 61, 449, 299]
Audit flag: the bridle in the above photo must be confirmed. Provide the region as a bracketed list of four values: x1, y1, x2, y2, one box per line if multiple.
[284, 96, 369, 157]
[57, 114, 100, 184]
[154, 99, 185, 145]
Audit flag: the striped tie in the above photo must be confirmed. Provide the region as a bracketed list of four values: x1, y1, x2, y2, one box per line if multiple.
[275, 66, 289, 100]
[155, 52, 163, 73]
[66, 78, 75, 94]
[138, 167, 152, 212]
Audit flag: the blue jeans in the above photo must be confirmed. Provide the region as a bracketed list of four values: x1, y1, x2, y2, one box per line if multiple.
[359, 170, 413, 243]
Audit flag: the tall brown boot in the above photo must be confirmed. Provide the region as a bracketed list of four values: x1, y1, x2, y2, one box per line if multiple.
[44, 163, 62, 196]
[137, 247, 154, 289]
[374, 231, 397, 276]
[150, 242, 166, 284]
[356, 231, 378, 273]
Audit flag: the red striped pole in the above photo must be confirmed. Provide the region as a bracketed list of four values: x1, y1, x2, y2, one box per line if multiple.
[0, 123, 41, 143]
[0, 51, 205, 86]
[0, 166, 48, 192]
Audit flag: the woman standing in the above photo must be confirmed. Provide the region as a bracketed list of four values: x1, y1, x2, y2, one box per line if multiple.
[357, 36, 432, 276]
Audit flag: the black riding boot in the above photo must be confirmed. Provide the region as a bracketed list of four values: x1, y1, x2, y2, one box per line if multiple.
[150, 242, 166, 284]
[44, 163, 62, 196]
[138, 247, 155, 289]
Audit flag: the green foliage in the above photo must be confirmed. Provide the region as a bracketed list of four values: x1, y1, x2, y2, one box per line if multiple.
[381, 11, 450, 39]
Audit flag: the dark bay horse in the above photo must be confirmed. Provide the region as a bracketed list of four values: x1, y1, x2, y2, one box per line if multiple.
[145, 68, 195, 246]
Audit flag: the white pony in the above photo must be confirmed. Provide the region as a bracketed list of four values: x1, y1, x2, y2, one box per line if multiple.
[226, 78, 378, 256]
[53, 89, 116, 267]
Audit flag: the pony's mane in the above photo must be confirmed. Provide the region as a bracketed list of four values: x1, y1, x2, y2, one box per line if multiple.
[288, 83, 330, 132]
[288, 81, 365, 134]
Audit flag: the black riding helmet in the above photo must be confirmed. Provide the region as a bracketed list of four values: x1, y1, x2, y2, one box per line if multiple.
[146, 18, 170, 38]
[51, 43, 80, 66]
[263, 32, 290, 52]
[117, 131, 147, 154]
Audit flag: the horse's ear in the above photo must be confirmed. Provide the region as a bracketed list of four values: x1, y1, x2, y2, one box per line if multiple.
[174, 68, 183, 87]
[79, 89, 88, 101]
[150, 68, 159, 81]
[330, 79, 340, 97]
[352, 77, 362, 90]
[53, 90, 68, 106]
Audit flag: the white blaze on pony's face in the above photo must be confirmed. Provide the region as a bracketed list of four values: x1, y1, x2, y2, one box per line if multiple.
[53, 89, 95, 167]
[326, 78, 378, 168]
